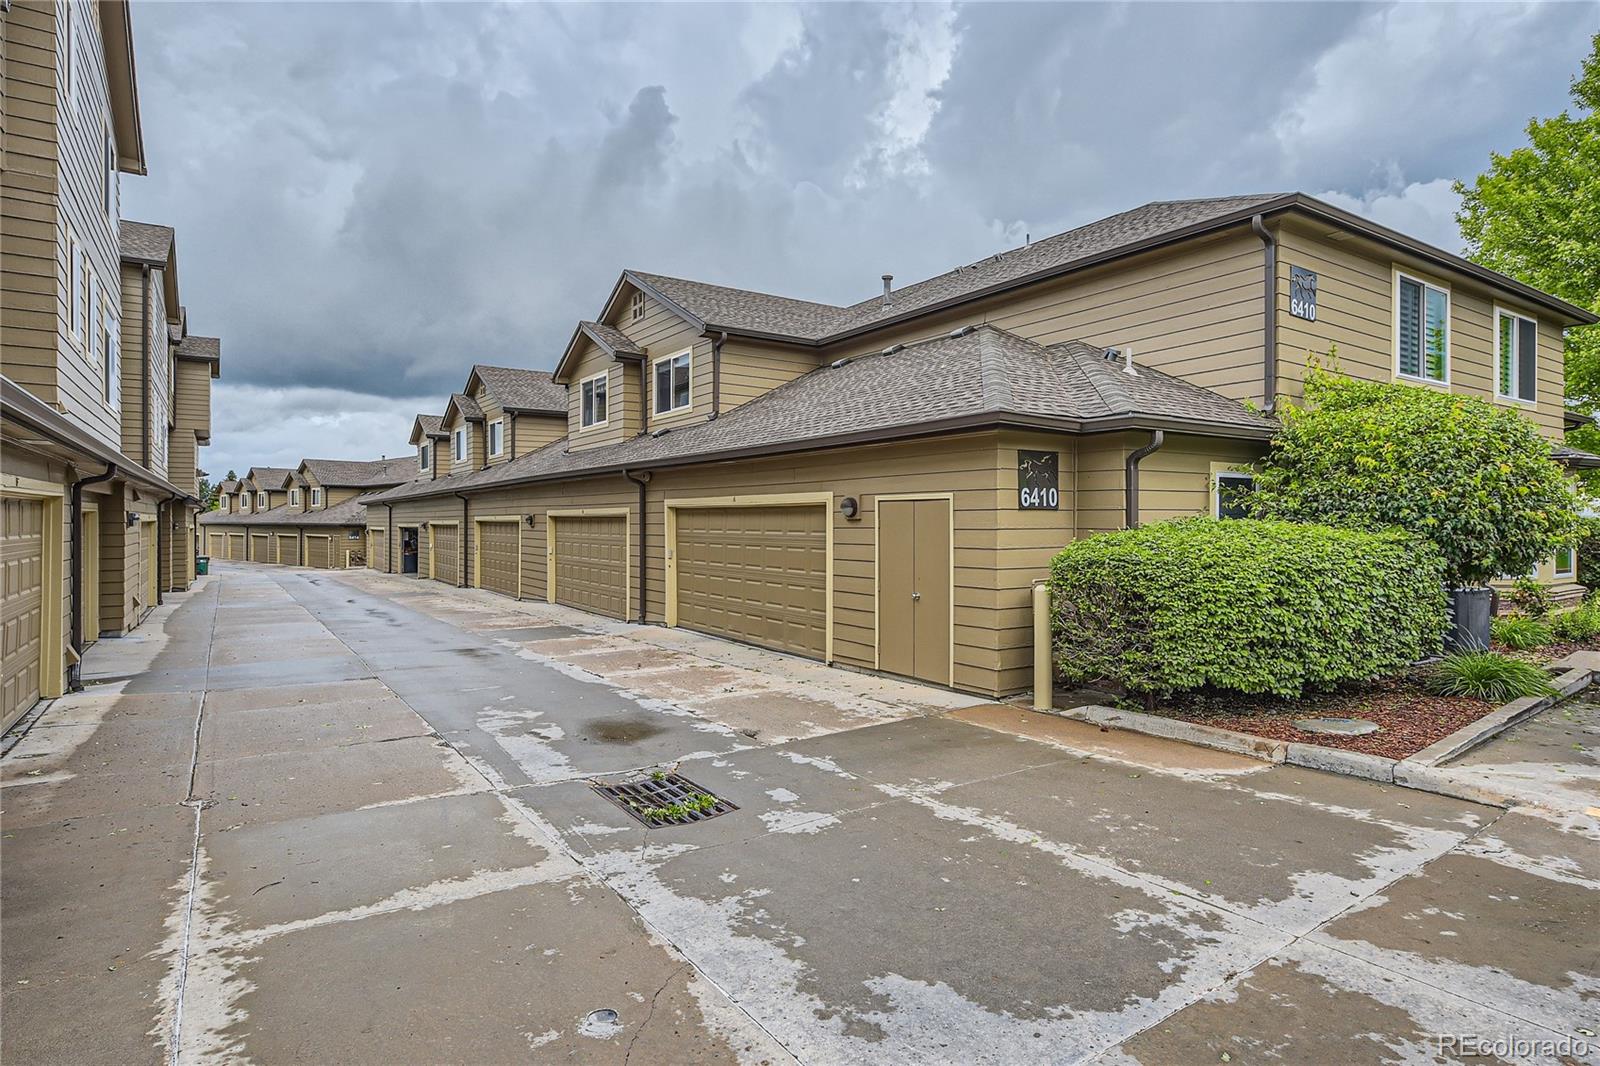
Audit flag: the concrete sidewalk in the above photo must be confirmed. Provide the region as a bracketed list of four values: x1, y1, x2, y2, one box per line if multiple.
[3, 562, 1596, 1064]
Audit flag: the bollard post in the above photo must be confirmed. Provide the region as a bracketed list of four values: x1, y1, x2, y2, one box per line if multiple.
[1032, 581, 1052, 711]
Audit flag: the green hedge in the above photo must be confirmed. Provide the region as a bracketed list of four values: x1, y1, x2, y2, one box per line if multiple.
[1049, 518, 1449, 698]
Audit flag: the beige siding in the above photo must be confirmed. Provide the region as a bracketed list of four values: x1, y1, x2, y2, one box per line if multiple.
[511, 413, 565, 457]
[117, 260, 169, 473]
[714, 339, 823, 415]
[1138, 435, 1265, 523]
[565, 340, 640, 449]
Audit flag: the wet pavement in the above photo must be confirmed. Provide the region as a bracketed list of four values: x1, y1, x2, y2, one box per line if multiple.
[3, 563, 1597, 1064]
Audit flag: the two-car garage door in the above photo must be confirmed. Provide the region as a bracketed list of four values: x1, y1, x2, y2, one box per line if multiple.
[672, 504, 827, 660]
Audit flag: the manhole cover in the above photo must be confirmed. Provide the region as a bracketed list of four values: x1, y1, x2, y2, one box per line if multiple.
[1293, 716, 1380, 736]
[593, 772, 738, 828]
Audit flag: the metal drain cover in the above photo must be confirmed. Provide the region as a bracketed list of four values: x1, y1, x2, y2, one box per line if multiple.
[593, 772, 738, 828]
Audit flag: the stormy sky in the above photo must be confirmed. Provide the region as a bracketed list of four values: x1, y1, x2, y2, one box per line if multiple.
[121, 1, 1599, 481]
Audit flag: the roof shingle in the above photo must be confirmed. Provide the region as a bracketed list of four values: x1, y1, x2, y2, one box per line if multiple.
[473, 365, 565, 414]
[119, 220, 174, 264]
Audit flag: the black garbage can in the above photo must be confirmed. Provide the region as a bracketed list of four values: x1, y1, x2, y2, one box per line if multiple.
[1446, 586, 1493, 652]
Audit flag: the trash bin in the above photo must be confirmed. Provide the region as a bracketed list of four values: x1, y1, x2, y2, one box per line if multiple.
[196, 556, 210, 575]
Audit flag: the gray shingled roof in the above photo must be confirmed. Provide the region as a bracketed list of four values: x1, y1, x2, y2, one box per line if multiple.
[175, 335, 221, 362]
[216, 479, 238, 494]
[119, 220, 174, 264]
[446, 392, 484, 421]
[473, 365, 566, 414]
[414, 414, 447, 437]
[630, 196, 1286, 342]
[199, 493, 377, 528]
[369, 326, 1272, 506]
[301, 456, 423, 488]
[244, 466, 292, 490]
[578, 321, 646, 357]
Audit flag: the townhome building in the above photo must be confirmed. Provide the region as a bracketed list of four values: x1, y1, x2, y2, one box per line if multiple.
[200, 456, 422, 568]
[362, 193, 1596, 699]
[1, 0, 219, 729]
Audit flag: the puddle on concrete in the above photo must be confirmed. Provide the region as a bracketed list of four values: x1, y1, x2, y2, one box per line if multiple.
[585, 717, 668, 744]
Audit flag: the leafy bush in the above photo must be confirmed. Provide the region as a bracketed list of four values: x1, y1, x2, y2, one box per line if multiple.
[1551, 602, 1600, 641]
[1506, 576, 1555, 618]
[1426, 651, 1556, 703]
[1490, 613, 1552, 650]
[1578, 516, 1600, 593]
[1049, 517, 1448, 698]
[1247, 370, 1582, 587]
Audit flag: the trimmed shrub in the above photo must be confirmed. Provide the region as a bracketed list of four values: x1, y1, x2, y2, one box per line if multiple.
[1247, 370, 1582, 587]
[1551, 602, 1600, 641]
[1490, 613, 1552, 650]
[1426, 651, 1556, 703]
[1049, 517, 1448, 698]
[1506, 576, 1554, 618]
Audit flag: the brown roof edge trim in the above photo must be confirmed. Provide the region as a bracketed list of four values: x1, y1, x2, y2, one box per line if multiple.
[370, 411, 1273, 505]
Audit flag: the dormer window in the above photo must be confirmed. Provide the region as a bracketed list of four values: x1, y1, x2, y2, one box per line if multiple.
[289, 488, 300, 507]
[219, 497, 229, 513]
[310, 487, 323, 508]
[256, 492, 267, 510]
[630, 291, 645, 322]
[488, 419, 504, 457]
[420, 443, 431, 471]
[453, 427, 466, 462]
[654, 350, 692, 414]
[581, 373, 608, 429]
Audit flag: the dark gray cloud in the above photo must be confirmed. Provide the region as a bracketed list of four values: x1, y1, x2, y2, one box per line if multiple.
[121, 0, 1600, 478]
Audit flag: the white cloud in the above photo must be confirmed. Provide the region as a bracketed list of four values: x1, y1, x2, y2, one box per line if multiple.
[204, 384, 433, 481]
[1316, 179, 1465, 254]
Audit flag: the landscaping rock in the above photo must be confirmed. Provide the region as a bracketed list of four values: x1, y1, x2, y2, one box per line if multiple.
[1291, 717, 1379, 736]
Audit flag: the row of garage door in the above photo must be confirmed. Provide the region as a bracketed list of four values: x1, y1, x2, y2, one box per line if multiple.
[207, 531, 341, 568]
[408, 502, 948, 675]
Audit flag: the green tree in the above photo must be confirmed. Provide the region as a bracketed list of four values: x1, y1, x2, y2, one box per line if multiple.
[1456, 33, 1600, 470]
[1247, 371, 1582, 587]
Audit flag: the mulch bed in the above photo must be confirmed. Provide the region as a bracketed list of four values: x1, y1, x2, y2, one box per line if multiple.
[1147, 675, 1494, 760]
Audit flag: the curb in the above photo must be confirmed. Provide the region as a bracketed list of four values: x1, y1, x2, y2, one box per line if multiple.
[1048, 664, 1596, 809]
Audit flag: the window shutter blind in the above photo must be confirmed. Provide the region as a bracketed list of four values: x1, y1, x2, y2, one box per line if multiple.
[1518, 318, 1537, 401]
[1398, 279, 1421, 377]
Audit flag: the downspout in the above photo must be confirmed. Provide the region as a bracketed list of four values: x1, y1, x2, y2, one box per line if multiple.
[140, 265, 152, 465]
[384, 503, 394, 573]
[1124, 430, 1165, 529]
[68, 463, 116, 691]
[1251, 214, 1277, 414]
[454, 492, 470, 588]
[623, 469, 651, 624]
[710, 331, 726, 419]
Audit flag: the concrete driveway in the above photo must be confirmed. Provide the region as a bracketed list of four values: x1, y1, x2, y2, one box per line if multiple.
[3, 564, 1596, 1064]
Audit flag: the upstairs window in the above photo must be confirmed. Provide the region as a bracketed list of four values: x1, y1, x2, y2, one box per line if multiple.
[453, 427, 466, 462]
[104, 127, 115, 217]
[219, 497, 229, 513]
[419, 443, 431, 471]
[654, 351, 691, 414]
[1396, 273, 1449, 383]
[488, 419, 503, 457]
[101, 299, 117, 403]
[1214, 471, 1255, 519]
[1496, 309, 1537, 403]
[581, 373, 608, 428]
[239, 493, 250, 513]
[630, 291, 645, 322]
[256, 492, 267, 510]
[289, 488, 300, 507]
[310, 487, 324, 508]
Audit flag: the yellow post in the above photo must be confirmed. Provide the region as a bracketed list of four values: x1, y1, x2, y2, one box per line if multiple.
[1032, 581, 1052, 711]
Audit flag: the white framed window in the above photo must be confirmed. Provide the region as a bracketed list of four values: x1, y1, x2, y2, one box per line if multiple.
[219, 497, 229, 513]
[653, 350, 692, 415]
[1495, 307, 1537, 404]
[419, 443, 430, 471]
[256, 492, 268, 510]
[488, 419, 503, 457]
[580, 372, 608, 428]
[63, 2, 74, 107]
[104, 126, 115, 217]
[239, 493, 250, 513]
[453, 427, 466, 462]
[101, 297, 116, 404]
[1395, 271, 1449, 384]
[1213, 471, 1255, 520]
[630, 291, 645, 322]
[68, 238, 83, 345]
[310, 487, 324, 508]
[1555, 545, 1576, 580]
[289, 488, 300, 507]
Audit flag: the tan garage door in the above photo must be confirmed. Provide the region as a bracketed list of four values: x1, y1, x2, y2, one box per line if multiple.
[476, 521, 519, 598]
[369, 530, 387, 571]
[227, 533, 245, 561]
[674, 505, 827, 659]
[250, 533, 274, 564]
[207, 531, 226, 560]
[279, 534, 301, 567]
[305, 535, 332, 569]
[551, 515, 626, 619]
[430, 525, 459, 585]
[2, 498, 46, 729]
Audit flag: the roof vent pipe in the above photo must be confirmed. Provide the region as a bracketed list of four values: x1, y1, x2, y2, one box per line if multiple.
[881, 274, 893, 308]
[1122, 345, 1137, 377]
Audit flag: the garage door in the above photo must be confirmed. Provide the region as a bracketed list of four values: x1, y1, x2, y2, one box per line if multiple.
[431, 525, 459, 585]
[250, 533, 274, 564]
[227, 533, 245, 561]
[305, 535, 332, 569]
[279, 534, 300, 567]
[2, 498, 46, 729]
[369, 529, 387, 571]
[551, 515, 626, 618]
[207, 531, 226, 560]
[477, 521, 519, 598]
[674, 505, 826, 659]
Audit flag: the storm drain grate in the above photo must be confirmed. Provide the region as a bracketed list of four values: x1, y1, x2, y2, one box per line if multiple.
[593, 773, 738, 828]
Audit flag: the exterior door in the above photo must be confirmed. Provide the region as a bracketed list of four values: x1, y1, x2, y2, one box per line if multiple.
[550, 515, 626, 618]
[401, 527, 419, 574]
[278, 534, 300, 566]
[430, 525, 459, 585]
[476, 521, 519, 598]
[878, 498, 952, 685]
[674, 505, 827, 659]
[81, 507, 99, 644]
[2, 497, 46, 729]
[369, 529, 387, 571]
[142, 520, 158, 613]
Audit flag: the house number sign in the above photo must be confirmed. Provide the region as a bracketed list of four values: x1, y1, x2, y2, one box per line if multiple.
[1290, 266, 1318, 321]
[1017, 450, 1059, 510]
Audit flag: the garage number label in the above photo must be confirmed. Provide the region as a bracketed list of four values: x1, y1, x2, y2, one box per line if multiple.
[1290, 266, 1318, 321]
[1017, 450, 1060, 510]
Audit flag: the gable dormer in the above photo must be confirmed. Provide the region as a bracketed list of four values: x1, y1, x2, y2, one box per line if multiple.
[410, 414, 447, 480]
[441, 393, 485, 473]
